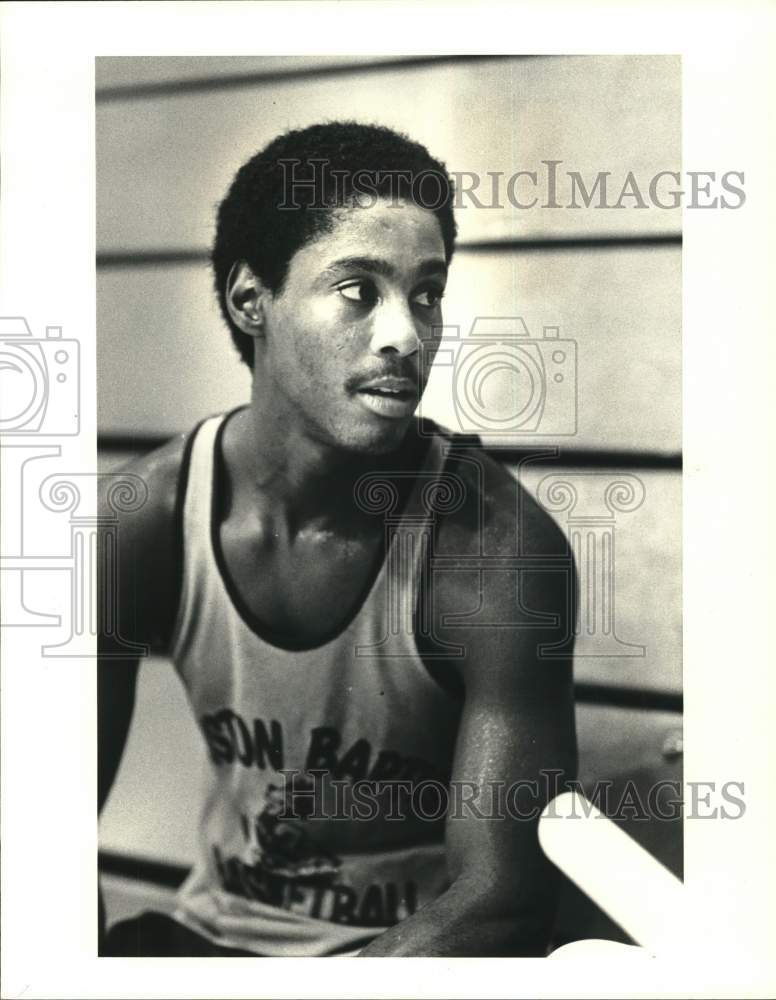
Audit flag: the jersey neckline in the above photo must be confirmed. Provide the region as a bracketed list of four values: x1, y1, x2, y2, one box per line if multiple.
[208, 407, 435, 653]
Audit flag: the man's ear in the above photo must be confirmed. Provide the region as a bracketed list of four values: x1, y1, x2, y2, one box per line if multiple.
[225, 261, 271, 338]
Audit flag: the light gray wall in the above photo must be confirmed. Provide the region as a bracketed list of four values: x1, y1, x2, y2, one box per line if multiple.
[97, 54, 681, 450]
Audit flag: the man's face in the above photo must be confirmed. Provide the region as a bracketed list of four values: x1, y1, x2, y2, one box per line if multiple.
[256, 197, 448, 454]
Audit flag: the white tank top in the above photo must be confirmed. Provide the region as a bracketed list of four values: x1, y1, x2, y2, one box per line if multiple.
[170, 412, 463, 955]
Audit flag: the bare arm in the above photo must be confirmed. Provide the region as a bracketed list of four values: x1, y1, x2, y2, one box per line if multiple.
[98, 656, 139, 814]
[97, 436, 186, 937]
[359, 459, 577, 957]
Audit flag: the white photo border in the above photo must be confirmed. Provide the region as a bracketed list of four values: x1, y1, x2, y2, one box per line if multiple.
[1, 1, 774, 997]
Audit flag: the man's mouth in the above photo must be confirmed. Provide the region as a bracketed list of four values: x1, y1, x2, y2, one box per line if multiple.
[353, 377, 419, 419]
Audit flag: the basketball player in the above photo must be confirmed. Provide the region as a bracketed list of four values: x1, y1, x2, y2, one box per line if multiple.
[98, 122, 577, 957]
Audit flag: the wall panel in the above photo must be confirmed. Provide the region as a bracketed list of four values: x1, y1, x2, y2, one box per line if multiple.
[514, 465, 681, 694]
[97, 55, 681, 251]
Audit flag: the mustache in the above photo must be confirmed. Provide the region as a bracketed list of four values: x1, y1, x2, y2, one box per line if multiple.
[344, 362, 420, 394]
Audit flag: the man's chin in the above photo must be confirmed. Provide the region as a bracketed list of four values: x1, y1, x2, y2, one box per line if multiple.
[337, 414, 416, 457]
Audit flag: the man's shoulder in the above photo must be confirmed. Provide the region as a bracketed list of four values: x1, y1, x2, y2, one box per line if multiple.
[424, 429, 575, 689]
[429, 426, 567, 560]
[99, 431, 190, 530]
[98, 429, 200, 650]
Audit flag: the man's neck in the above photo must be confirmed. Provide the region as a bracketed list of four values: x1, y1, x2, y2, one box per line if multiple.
[221, 401, 426, 538]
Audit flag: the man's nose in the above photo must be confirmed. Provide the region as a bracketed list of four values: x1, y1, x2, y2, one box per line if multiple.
[368, 298, 420, 357]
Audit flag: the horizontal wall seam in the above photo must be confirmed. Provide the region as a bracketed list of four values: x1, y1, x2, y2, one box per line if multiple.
[96, 55, 549, 102]
[96, 233, 682, 269]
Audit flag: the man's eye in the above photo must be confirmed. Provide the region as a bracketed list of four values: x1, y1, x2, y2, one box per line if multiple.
[338, 281, 377, 305]
[412, 288, 445, 309]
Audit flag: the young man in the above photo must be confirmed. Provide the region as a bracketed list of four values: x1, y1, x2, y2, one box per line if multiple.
[98, 121, 577, 957]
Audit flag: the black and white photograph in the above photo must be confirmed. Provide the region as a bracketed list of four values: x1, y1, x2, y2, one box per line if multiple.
[1, 3, 774, 998]
[95, 52, 684, 960]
